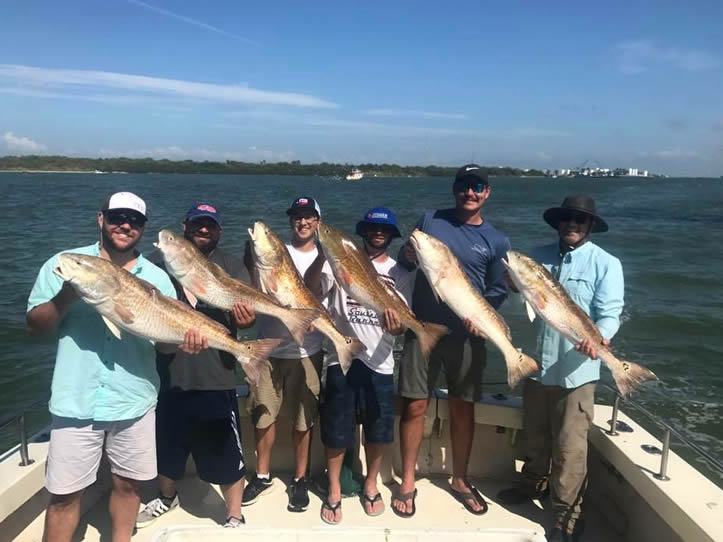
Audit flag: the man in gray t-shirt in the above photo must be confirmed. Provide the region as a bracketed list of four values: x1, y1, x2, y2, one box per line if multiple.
[136, 202, 256, 529]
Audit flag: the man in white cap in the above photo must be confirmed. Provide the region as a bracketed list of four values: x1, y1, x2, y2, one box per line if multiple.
[27, 192, 207, 542]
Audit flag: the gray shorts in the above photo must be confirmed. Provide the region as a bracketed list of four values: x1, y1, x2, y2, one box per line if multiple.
[398, 333, 487, 402]
[45, 407, 157, 495]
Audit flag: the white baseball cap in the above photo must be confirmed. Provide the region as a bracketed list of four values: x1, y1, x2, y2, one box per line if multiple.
[102, 192, 147, 218]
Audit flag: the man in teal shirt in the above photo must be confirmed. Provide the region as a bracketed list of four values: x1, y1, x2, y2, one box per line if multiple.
[27, 192, 207, 542]
[498, 196, 624, 542]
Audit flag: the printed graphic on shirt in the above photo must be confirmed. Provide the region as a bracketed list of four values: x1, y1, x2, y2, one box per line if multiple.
[345, 273, 397, 327]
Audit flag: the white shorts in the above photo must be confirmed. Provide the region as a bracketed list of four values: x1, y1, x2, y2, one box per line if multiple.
[45, 407, 157, 495]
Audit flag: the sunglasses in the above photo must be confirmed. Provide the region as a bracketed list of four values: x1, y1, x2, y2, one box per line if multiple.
[559, 212, 590, 225]
[291, 214, 318, 222]
[104, 210, 147, 228]
[454, 182, 487, 194]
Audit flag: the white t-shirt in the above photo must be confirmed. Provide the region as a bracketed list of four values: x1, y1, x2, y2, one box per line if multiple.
[257, 244, 324, 359]
[321, 256, 414, 375]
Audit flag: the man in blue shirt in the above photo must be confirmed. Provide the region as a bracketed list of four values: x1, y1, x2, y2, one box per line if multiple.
[498, 196, 624, 542]
[27, 192, 208, 542]
[394, 165, 510, 517]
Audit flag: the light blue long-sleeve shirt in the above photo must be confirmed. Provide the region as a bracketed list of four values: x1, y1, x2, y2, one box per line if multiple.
[531, 241, 624, 388]
[27, 243, 176, 421]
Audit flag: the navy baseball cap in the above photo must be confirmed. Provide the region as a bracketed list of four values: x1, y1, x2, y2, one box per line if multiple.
[185, 202, 222, 225]
[286, 196, 321, 217]
[455, 163, 489, 187]
[355, 207, 401, 238]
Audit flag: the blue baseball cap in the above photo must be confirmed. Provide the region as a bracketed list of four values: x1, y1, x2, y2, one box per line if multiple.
[185, 202, 222, 225]
[355, 207, 401, 238]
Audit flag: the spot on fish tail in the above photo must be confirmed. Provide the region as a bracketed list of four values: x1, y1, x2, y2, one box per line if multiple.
[622, 362, 630, 372]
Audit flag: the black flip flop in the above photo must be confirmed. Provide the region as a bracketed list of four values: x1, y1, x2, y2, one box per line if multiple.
[320, 500, 342, 525]
[391, 488, 417, 518]
[361, 492, 385, 517]
[450, 485, 489, 516]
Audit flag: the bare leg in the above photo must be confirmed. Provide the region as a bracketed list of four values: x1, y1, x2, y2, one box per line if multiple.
[393, 398, 428, 515]
[109, 473, 141, 542]
[221, 477, 245, 520]
[292, 428, 311, 480]
[448, 397, 483, 512]
[322, 447, 344, 523]
[158, 475, 177, 499]
[43, 490, 84, 542]
[363, 443, 385, 515]
[254, 423, 276, 475]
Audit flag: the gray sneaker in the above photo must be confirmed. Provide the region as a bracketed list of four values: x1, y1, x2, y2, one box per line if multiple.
[136, 494, 179, 528]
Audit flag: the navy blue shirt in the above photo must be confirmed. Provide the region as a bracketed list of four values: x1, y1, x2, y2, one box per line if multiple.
[401, 209, 510, 336]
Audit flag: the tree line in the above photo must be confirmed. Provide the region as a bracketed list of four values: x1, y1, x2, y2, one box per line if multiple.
[0, 155, 546, 177]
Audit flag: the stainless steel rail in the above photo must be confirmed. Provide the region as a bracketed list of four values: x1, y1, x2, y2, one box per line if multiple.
[0, 395, 50, 466]
[600, 383, 723, 481]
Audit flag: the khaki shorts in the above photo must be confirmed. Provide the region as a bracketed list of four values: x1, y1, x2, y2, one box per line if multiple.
[398, 333, 487, 402]
[249, 352, 323, 431]
[46, 407, 157, 495]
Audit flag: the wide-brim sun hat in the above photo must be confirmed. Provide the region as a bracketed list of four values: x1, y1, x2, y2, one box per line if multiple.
[543, 195, 609, 233]
[355, 207, 401, 238]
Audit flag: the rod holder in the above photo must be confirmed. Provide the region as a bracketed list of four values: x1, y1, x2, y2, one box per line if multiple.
[653, 428, 671, 481]
[608, 395, 621, 436]
[18, 414, 34, 467]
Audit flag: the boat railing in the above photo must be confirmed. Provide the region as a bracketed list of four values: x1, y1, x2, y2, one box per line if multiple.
[0, 394, 50, 467]
[601, 382, 723, 482]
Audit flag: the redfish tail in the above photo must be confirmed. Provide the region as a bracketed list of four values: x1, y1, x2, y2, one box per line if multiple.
[505, 350, 540, 390]
[236, 338, 280, 387]
[610, 359, 658, 398]
[284, 308, 323, 345]
[333, 336, 365, 374]
[416, 322, 450, 359]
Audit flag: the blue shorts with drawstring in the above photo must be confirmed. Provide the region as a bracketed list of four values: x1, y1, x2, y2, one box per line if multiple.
[321, 359, 395, 449]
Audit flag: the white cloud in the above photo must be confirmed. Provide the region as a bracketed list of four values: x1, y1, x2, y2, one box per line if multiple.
[363, 109, 468, 120]
[0, 64, 338, 108]
[617, 40, 719, 74]
[3, 132, 47, 153]
[650, 148, 701, 159]
[126, 0, 258, 45]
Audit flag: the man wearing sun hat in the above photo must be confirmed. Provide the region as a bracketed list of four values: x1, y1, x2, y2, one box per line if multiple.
[26, 191, 186, 542]
[304, 206, 413, 524]
[498, 195, 624, 542]
[137, 202, 257, 529]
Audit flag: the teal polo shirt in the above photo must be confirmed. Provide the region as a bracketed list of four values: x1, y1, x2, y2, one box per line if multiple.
[530, 241, 624, 389]
[27, 243, 176, 421]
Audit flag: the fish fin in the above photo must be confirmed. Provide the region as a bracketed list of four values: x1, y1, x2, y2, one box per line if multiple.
[235, 338, 280, 387]
[533, 291, 547, 311]
[505, 350, 539, 389]
[608, 357, 658, 398]
[340, 268, 353, 287]
[525, 301, 537, 322]
[102, 316, 122, 340]
[189, 276, 207, 296]
[416, 322, 450, 358]
[333, 335, 366, 375]
[113, 303, 135, 324]
[183, 287, 198, 308]
[263, 273, 278, 295]
[284, 308, 323, 345]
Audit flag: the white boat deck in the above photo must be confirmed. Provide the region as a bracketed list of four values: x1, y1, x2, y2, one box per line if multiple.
[63, 475, 619, 541]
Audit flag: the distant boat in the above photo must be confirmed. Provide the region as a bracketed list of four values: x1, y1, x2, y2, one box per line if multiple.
[345, 168, 364, 181]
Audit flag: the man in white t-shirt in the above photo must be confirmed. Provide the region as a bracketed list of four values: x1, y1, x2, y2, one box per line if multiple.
[305, 207, 413, 524]
[242, 197, 324, 513]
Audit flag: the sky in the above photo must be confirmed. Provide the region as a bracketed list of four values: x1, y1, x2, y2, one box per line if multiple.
[1, 0, 722, 176]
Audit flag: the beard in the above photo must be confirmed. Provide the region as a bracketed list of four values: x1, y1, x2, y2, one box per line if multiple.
[101, 230, 140, 253]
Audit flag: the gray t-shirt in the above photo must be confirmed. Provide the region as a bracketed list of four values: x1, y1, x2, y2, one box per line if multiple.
[152, 247, 247, 391]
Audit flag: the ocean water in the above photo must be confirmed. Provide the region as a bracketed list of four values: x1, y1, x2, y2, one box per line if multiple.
[0, 172, 721, 486]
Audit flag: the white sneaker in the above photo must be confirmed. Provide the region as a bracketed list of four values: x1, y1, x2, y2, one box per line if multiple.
[223, 516, 245, 528]
[136, 494, 179, 528]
